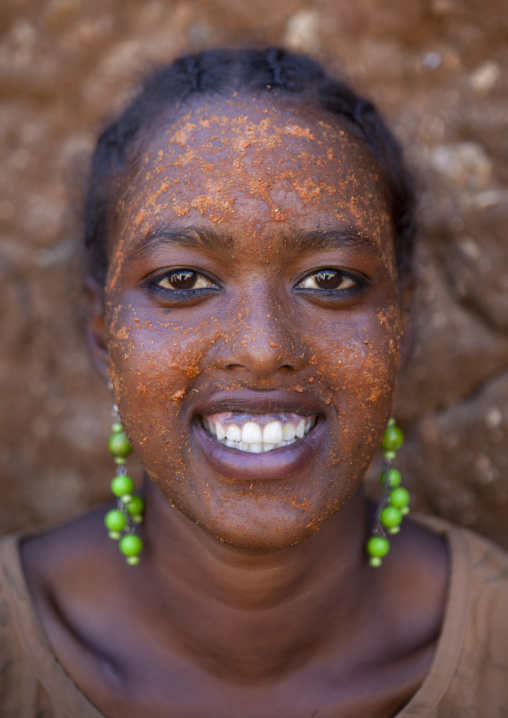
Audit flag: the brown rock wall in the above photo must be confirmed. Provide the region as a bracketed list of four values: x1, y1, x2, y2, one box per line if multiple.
[1, 0, 507, 544]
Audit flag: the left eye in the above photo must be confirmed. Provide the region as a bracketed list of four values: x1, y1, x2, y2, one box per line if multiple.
[155, 270, 216, 291]
[297, 269, 357, 291]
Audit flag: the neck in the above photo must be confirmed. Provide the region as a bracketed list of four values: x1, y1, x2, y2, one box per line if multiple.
[136, 478, 372, 682]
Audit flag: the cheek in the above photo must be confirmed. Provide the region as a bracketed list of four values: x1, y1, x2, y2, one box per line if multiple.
[105, 304, 222, 449]
[308, 304, 402, 452]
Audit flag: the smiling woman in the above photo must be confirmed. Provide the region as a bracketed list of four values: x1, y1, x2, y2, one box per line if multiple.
[1, 47, 508, 718]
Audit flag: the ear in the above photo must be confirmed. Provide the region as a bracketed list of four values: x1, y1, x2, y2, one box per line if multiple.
[83, 275, 110, 379]
[398, 275, 414, 370]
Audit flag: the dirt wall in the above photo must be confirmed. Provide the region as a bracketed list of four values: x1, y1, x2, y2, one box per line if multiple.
[1, 0, 508, 545]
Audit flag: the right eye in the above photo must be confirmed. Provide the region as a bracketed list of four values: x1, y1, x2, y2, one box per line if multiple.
[154, 269, 217, 291]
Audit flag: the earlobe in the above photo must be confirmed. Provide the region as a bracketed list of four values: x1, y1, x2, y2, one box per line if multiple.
[84, 275, 110, 379]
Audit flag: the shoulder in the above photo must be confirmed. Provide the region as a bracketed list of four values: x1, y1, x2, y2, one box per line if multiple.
[456, 524, 508, 661]
[0, 533, 41, 712]
[433, 520, 508, 714]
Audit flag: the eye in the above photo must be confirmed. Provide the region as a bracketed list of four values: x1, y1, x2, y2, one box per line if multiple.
[297, 268, 358, 291]
[155, 269, 216, 291]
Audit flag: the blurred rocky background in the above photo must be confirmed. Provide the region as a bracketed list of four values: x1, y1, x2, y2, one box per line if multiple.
[1, 0, 507, 545]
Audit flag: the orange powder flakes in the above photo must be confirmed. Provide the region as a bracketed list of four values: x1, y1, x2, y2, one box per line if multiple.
[285, 125, 316, 140]
[293, 179, 322, 203]
[134, 208, 145, 227]
[173, 203, 190, 217]
[171, 123, 197, 146]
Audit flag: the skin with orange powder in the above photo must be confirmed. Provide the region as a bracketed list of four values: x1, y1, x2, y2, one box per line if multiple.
[105, 96, 401, 549]
[20, 90, 448, 718]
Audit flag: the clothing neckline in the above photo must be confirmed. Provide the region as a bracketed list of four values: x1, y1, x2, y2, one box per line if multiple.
[1, 514, 471, 718]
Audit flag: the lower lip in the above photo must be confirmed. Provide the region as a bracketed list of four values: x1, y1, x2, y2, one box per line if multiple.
[193, 420, 325, 481]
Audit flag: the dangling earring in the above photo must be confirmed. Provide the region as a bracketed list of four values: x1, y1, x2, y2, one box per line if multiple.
[104, 401, 145, 565]
[366, 418, 410, 567]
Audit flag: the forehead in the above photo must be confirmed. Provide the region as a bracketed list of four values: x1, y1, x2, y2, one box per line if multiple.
[117, 93, 391, 246]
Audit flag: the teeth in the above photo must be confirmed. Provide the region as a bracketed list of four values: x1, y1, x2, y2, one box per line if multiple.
[217, 438, 298, 452]
[202, 413, 317, 453]
[226, 424, 242, 442]
[282, 423, 296, 441]
[216, 421, 226, 441]
[263, 421, 283, 443]
[242, 421, 263, 444]
[296, 419, 306, 438]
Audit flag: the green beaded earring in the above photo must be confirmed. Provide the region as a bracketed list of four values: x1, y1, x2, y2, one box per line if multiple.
[104, 403, 145, 566]
[366, 418, 410, 567]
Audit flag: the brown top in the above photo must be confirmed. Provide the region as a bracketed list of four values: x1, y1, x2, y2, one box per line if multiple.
[1, 516, 508, 718]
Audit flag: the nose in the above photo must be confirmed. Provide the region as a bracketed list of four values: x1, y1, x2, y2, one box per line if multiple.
[215, 293, 310, 378]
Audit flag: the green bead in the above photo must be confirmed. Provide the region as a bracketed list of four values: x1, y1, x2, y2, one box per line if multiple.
[366, 535, 390, 558]
[380, 425, 404, 452]
[111, 422, 123, 433]
[384, 450, 396, 461]
[369, 556, 383, 567]
[380, 505, 403, 529]
[132, 515, 143, 524]
[115, 457, 127, 465]
[387, 418, 396, 428]
[104, 509, 127, 533]
[126, 556, 140, 566]
[390, 487, 410, 509]
[108, 431, 132, 458]
[108, 531, 121, 540]
[388, 526, 400, 535]
[119, 534, 143, 557]
[380, 468, 401, 489]
[126, 495, 145, 517]
[111, 475, 134, 498]
[401, 506, 410, 516]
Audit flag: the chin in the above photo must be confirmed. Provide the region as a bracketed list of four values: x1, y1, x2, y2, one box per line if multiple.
[174, 490, 347, 552]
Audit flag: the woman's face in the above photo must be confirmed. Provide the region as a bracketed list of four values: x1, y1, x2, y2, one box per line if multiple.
[104, 94, 403, 550]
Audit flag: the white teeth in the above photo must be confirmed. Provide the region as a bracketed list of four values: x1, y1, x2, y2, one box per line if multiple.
[296, 419, 306, 438]
[242, 421, 263, 444]
[215, 438, 299, 452]
[226, 424, 242, 442]
[203, 413, 317, 452]
[263, 421, 283, 444]
[282, 423, 296, 441]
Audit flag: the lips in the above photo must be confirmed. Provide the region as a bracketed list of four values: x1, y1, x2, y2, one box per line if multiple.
[192, 390, 325, 481]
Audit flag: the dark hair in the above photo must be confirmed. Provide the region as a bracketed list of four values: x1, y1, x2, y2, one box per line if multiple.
[83, 47, 416, 285]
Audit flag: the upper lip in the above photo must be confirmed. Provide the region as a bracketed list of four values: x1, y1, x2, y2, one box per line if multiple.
[192, 389, 325, 418]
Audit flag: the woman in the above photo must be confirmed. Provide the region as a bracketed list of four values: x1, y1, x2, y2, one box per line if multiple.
[1, 47, 507, 717]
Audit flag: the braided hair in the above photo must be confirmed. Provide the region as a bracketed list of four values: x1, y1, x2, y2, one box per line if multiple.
[84, 47, 416, 285]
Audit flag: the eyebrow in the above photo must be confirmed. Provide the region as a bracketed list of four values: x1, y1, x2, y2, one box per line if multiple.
[128, 223, 379, 260]
[285, 228, 379, 255]
[128, 224, 234, 260]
